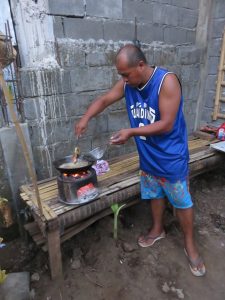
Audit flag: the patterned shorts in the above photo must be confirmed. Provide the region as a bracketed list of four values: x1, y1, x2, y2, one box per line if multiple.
[140, 171, 193, 209]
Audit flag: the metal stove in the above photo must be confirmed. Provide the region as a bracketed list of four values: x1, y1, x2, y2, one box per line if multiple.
[57, 168, 98, 205]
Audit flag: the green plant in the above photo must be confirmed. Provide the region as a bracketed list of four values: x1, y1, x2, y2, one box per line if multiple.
[111, 203, 126, 240]
[0, 237, 7, 284]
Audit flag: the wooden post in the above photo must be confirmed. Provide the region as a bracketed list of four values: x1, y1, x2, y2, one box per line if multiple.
[47, 224, 63, 279]
[213, 29, 225, 120]
[0, 70, 43, 216]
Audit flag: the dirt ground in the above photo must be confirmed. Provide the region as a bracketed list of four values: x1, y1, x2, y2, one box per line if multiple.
[1, 169, 225, 300]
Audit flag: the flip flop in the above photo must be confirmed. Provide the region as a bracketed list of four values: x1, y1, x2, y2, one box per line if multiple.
[138, 231, 166, 248]
[184, 248, 206, 277]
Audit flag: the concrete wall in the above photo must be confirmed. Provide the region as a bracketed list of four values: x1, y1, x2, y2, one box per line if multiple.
[8, 0, 224, 181]
[199, 0, 225, 126]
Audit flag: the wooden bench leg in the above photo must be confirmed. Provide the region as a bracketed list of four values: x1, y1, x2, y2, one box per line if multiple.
[47, 227, 62, 279]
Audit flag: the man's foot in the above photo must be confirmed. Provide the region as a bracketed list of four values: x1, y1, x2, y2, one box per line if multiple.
[138, 231, 166, 248]
[184, 248, 206, 277]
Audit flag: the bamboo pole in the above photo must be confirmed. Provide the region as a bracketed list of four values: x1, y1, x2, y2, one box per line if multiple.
[213, 29, 225, 120]
[0, 70, 43, 216]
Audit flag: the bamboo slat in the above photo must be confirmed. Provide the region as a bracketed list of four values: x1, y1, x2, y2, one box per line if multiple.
[20, 138, 219, 221]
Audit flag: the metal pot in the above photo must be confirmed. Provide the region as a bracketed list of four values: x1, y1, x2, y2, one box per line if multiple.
[53, 154, 95, 174]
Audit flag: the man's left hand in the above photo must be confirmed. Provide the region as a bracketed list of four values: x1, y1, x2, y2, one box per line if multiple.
[110, 129, 132, 145]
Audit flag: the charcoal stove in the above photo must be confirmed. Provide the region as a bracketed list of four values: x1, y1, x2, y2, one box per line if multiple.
[57, 168, 99, 205]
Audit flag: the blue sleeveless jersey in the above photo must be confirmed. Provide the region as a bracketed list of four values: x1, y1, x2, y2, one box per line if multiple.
[125, 67, 189, 182]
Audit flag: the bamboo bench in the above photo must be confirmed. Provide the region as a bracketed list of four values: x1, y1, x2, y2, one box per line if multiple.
[20, 137, 224, 279]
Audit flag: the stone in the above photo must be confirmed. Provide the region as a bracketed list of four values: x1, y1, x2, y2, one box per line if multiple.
[31, 272, 40, 282]
[71, 259, 81, 270]
[122, 242, 136, 252]
[0, 272, 30, 300]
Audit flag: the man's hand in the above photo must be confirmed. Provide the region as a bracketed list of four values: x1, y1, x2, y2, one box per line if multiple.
[75, 117, 88, 137]
[110, 129, 132, 145]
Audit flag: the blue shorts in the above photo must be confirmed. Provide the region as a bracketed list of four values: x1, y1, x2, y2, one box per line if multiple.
[140, 171, 193, 209]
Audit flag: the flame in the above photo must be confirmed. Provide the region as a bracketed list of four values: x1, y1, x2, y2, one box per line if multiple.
[63, 171, 88, 178]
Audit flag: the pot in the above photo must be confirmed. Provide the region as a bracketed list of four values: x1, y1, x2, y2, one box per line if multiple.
[53, 154, 95, 174]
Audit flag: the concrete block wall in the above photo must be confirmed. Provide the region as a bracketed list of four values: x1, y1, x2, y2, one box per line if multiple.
[9, 0, 225, 179]
[16, 0, 214, 180]
[200, 0, 225, 125]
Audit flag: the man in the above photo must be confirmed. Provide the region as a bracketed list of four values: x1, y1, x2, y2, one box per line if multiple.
[75, 44, 206, 276]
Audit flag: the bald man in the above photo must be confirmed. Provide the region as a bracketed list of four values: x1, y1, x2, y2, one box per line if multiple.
[75, 44, 206, 276]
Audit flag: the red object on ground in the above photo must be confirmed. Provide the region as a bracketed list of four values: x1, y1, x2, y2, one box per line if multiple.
[216, 123, 225, 140]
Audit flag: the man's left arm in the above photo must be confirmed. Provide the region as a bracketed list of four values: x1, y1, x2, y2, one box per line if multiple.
[111, 74, 181, 144]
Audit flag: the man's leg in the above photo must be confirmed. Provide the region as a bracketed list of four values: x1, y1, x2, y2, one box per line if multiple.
[138, 198, 166, 246]
[176, 207, 204, 269]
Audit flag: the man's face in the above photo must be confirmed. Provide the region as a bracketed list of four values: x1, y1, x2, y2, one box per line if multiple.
[116, 60, 144, 88]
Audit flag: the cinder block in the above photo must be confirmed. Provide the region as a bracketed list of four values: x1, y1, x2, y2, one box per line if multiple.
[177, 46, 202, 65]
[164, 27, 188, 44]
[204, 90, 216, 109]
[86, 0, 122, 18]
[200, 107, 213, 124]
[153, 3, 179, 26]
[205, 74, 217, 92]
[178, 8, 198, 29]
[86, 52, 114, 66]
[208, 56, 220, 75]
[103, 20, 133, 41]
[171, 0, 199, 10]
[53, 16, 65, 38]
[108, 110, 130, 131]
[23, 98, 42, 120]
[123, 0, 153, 22]
[20, 69, 72, 97]
[57, 42, 85, 67]
[212, 0, 225, 19]
[211, 18, 225, 39]
[208, 38, 222, 57]
[138, 23, 164, 43]
[64, 18, 103, 40]
[180, 64, 201, 83]
[48, 0, 84, 16]
[186, 29, 196, 44]
[70, 66, 113, 92]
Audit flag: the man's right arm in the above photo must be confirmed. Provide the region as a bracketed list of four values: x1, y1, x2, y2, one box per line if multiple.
[75, 79, 124, 136]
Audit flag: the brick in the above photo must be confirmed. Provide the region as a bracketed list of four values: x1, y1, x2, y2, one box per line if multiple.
[178, 8, 198, 29]
[103, 20, 133, 41]
[86, 0, 122, 18]
[137, 23, 164, 43]
[64, 18, 103, 40]
[70, 66, 113, 92]
[170, 0, 199, 10]
[48, 0, 84, 16]
[57, 42, 85, 67]
[122, 0, 153, 22]
[153, 3, 179, 26]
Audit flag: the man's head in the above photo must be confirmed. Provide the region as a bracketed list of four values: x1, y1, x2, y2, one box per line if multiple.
[115, 44, 149, 87]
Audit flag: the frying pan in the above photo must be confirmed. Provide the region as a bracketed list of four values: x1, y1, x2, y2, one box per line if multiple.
[53, 154, 95, 174]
